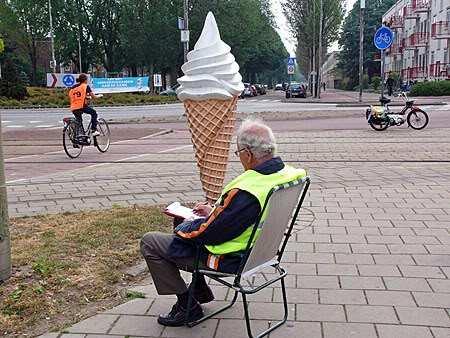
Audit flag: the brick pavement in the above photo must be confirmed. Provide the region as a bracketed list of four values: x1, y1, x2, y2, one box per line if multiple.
[10, 126, 450, 338]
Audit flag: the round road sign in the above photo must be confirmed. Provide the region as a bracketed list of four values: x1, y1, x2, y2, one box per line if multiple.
[62, 74, 76, 87]
[374, 26, 394, 50]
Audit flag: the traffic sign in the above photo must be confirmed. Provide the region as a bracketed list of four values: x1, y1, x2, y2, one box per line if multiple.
[374, 26, 394, 50]
[62, 74, 75, 87]
[181, 30, 189, 42]
[287, 65, 295, 75]
[287, 57, 296, 66]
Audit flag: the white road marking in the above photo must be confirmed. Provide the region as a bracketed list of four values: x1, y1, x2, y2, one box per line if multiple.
[5, 125, 24, 128]
[29, 120, 43, 124]
[158, 144, 191, 153]
[139, 129, 173, 139]
[2, 120, 12, 123]
[35, 125, 56, 128]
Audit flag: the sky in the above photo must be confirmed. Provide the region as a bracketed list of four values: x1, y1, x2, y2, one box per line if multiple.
[271, 0, 358, 56]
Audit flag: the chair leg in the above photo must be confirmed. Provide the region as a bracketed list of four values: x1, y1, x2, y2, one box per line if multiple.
[187, 290, 239, 327]
[242, 276, 289, 338]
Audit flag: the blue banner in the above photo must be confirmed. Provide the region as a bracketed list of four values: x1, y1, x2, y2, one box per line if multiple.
[91, 77, 150, 94]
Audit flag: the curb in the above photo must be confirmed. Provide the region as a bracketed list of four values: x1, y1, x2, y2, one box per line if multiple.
[281, 99, 447, 106]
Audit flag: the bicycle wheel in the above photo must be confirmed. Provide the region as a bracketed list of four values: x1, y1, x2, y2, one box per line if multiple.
[369, 117, 389, 131]
[63, 122, 83, 158]
[407, 109, 429, 130]
[95, 118, 111, 153]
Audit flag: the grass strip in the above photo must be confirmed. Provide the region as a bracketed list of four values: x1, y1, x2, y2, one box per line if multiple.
[0, 205, 171, 336]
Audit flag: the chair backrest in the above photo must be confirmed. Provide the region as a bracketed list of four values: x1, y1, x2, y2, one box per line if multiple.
[240, 177, 309, 279]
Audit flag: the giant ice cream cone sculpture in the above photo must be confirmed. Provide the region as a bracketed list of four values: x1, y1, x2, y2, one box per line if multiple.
[177, 12, 244, 203]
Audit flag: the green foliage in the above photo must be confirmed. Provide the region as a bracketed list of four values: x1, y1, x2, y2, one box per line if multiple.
[283, 0, 345, 76]
[371, 76, 381, 90]
[0, 58, 28, 99]
[362, 74, 369, 89]
[409, 80, 450, 96]
[0, 38, 4, 54]
[337, 0, 397, 89]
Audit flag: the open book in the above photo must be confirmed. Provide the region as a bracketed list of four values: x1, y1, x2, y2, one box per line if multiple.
[164, 202, 202, 221]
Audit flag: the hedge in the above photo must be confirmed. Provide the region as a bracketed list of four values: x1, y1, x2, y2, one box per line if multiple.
[409, 80, 450, 96]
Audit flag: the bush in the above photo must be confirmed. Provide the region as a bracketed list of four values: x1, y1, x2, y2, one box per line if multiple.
[0, 58, 28, 100]
[409, 80, 450, 96]
[371, 76, 381, 90]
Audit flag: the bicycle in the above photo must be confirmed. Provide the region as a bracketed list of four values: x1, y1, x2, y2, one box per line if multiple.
[365, 92, 429, 131]
[62, 115, 110, 158]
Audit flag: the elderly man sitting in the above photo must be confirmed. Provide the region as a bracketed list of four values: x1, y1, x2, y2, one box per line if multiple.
[140, 119, 306, 327]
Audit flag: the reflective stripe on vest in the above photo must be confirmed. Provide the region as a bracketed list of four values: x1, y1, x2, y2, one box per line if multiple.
[204, 165, 307, 255]
[69, 83, 87, 111]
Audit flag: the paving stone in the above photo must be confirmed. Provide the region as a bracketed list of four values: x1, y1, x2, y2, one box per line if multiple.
[413, 254, 450, 266]
[395, 306, 450, 327]
[412, 292, 450, 308]
[296, 303, 345, 322]
[331, 234, 367, 243]
[269, 321, 322, 338]
[358, 265, 401, 277]
[376, 324, 433, 338]
[431, 327, 450, 338]
[315, 243, 351, 253]
[317, 264, 358, 276]
[323, 322, 377, 338]
[346, 305, 398, 324]
[67, 314, 119, 334]
[366, 291, 416, 306]
[104, 298, 153, 315]
[427, 278, 450, 293]
[366, 235, 403, 244]
[340, 276, 385, 290]
[296, 252, 334, 263]
[373, 254, 415, 265]
[401, 235, 440, 244]
[37, 334, 60, 338]
[351, 244, 388, 254]
[319, 289, 366, 305]
[109, 315, 164, 336]
[383, 277, 431, 292]
[60, 335, 86, 338]
[161, 319, 218, 337]
[296, 233, 331, 243]
[388, 244, 428, 254]
[273, 287, 318, 303]
[214, 319, 269, 338]
[335, 254, 374, 264]
[398, 265, 446, 278]
[282, 263, 316, 275]
[297, 275, 340, 289]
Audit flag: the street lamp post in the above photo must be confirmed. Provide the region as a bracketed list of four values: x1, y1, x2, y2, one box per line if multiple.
[48, 0, 56, 73]
[183, 0, 189, 63]
[359, 0, 365, 103]
[317, 0, 323, 99]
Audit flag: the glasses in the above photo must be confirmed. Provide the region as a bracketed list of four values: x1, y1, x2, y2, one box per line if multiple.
[234, 147, 247, 156]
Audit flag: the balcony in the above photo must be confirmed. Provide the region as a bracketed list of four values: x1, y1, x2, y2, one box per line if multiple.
[388, 42, 403, 55]
[402, 66, 427, 79]
[403, 6, 417, 19]
[404, 32, 428, 49]
[431, 22, 450, 39]
[429, 63, 449, 78]
[387, 15, 404, 29]
[412, 0, 430, 13]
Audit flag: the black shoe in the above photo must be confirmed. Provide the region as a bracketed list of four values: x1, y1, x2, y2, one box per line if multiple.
[193, 285, 215, 304]
[157, 301, 203, 327]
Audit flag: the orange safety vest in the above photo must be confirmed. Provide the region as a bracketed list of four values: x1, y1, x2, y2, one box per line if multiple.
[69, 83, 88, 111]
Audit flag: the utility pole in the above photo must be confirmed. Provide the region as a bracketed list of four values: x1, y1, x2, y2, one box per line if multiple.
[48, 0, 56, 73]
[78, 24, 82, 73]
[183, 0, 189, 63]
[312, 1, 316, 97]
[359, 0, 365, 102]
[0, 117, 11, 282]
[317, 0, 324, 99]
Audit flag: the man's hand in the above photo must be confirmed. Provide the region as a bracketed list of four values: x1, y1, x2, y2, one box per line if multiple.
[193, 202, 213, 217]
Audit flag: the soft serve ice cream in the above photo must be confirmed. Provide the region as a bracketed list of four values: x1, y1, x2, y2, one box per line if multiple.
[176, 12, 244, 101]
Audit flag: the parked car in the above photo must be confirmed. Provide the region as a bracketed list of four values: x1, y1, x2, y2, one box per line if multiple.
[285, 83, 307, 98]
[159, 84, 179, 96]
[255, 84, 266, 95]
[275, 83, 283, 91]
[241, 83, 254, 97]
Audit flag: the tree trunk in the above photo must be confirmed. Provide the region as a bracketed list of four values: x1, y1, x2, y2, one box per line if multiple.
[0, 117, 11, 282]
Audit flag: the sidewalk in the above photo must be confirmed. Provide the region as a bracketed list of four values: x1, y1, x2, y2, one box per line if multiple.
[14, 127, 450, 338]
[283, 89, 449, 106]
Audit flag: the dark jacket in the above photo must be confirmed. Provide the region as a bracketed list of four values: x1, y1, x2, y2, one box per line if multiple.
[168, 156, 285, 273]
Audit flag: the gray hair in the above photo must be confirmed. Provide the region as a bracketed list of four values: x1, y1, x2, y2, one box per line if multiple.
[236, 118, 277, 159]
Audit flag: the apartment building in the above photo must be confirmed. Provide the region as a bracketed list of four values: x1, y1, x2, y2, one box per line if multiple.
[383, 0, 450, 82]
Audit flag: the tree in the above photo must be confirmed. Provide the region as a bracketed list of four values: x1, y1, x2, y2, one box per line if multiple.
[0, 57, 28, 99]
[0, 38, 4, 54]
[283, 0, 344, 78]
[337, 0, 396, 89]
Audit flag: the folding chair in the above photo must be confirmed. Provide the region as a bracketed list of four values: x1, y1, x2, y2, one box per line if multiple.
[186, 176, 311, 338]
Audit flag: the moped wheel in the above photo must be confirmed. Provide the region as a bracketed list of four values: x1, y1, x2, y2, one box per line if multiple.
[407, 109, 429, 130]
[63, 122, 83, 158]
[95, 118, 111, 153]
[369, 118, 389, 131]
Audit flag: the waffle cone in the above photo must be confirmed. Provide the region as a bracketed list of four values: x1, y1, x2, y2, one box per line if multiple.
[184, 97, 238, 203]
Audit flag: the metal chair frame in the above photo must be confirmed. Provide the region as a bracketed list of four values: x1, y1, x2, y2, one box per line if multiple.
[185, 177, 311, 338]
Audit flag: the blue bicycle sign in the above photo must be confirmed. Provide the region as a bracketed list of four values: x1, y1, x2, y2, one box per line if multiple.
[374, 26, 394, 50]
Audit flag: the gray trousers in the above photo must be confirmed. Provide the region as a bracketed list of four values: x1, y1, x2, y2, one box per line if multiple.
[140, 231, 203, 295]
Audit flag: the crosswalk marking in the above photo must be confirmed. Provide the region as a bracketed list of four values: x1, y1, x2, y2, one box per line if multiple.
[29, 120, 43, 124]
[5, 125, 24, 128]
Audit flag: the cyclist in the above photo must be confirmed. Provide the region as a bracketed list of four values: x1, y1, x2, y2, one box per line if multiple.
[68, 73, 100, 136]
